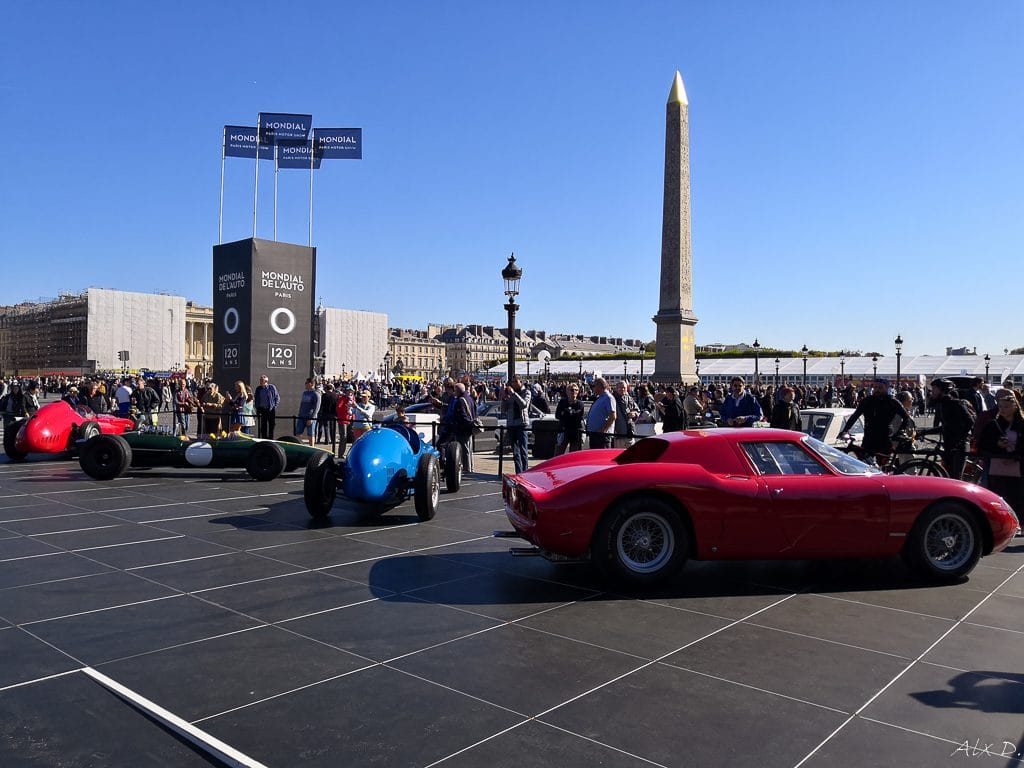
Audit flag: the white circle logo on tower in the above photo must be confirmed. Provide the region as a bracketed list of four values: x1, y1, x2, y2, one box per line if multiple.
[270, 307, 296, 335]
[223, 308, 239, 335]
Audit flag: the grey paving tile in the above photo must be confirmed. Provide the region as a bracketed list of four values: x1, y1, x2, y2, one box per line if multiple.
[251, 536, 400, 570]
[439, 719, 654, 768]
[199, 570, 383, 623]
[0, 626, 81, 687]
[99, 625, 370, 721]
[964, 594, 1024, 633]
[519, 595, 732, 659]
[0, 536, 61, 560]
[28, 594, 260, 665]
[0, 552, 112, 589]
[749, 594, 954, 657]
[863, 663, 1024, 750]
[0, 570, 177, 625]
[542, 662, 845, 767]
[324, 552, 488, 594]
[923, 622, 1024, 682]
[85, 535, 237, 569]
[0, 512, 117, 535]
[0, 672, 218, 767]
[202, 665, 520, 767]
[663, 622, 909, 712]
[392, 623, 642, 716]
[283, 595, 501, 661]
[129, 551, 303, 592]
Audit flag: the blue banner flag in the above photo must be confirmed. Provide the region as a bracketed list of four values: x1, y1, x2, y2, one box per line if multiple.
[258, 112, 313, 145]
[224, 126, 273, 160]
[314, 128, 362, 160]
[277, 140, 322, 169]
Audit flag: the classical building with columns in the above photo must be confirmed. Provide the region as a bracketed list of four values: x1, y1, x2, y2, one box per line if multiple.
[185, 302, 214, 380]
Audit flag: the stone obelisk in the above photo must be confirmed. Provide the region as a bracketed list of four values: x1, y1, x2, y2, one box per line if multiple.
[652, 71, 698, 382]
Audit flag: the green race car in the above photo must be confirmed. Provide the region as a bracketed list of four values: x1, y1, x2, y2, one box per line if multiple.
[78, 428, 328, 481]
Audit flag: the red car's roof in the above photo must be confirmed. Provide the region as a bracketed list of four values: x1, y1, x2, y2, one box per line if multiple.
[617, 428, 805, 474]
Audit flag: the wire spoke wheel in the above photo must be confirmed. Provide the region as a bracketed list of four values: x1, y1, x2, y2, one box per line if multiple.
[923, 512, 975, 572]
[616, 512, 675, 574]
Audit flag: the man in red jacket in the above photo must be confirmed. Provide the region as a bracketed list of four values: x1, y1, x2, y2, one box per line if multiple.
[335, 386, 354, 456]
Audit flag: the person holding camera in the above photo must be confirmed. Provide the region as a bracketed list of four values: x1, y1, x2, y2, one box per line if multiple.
[503, 377, 531, 473]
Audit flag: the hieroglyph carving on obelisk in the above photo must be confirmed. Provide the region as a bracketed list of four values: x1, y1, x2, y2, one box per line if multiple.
[652, 71, 699, 382]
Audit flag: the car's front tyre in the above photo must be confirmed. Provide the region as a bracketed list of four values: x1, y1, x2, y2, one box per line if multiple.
[3, 419, 27, 461]
[303, 451, 337, 519]
[593, 496, 688, 587]
[79, 434, 132, 480]
[904, 502, 982, 581]
[414, 453, 440, 521]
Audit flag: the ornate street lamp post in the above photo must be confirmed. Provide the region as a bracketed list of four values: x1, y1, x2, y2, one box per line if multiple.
[753, 338, 760, 384]
[578, 358, 583, 378]
[623, 359, 628, 382]
[501, 254, 522, 383]
[840, 353, 846, 381]
[984, 353, 990, 382]
[894, 334, 903, 387]
[872, 355, 878, 380]
[695, 357, 700, 383]
[383, 351, 391, 383]
[801, 345, 809, 389]
[774, 357, 780, 387]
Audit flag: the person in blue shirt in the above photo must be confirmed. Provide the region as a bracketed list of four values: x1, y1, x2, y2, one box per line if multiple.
[293, 378, 321, 446]
[586, 377, 617, 448]
[721, 377, 763, 427]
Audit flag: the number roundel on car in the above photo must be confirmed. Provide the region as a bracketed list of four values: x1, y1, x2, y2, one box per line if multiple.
[185, 442, 214, 467]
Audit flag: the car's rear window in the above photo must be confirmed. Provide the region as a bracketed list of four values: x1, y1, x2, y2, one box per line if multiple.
[615, 438, 670, 464]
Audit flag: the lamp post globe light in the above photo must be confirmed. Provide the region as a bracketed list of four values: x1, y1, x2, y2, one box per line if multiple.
[501, 253, 522, 383]
[752, 338, 760, 384]
[801, 345, 808, 388]
[774, 357, 780, 386]
[894, 334, 903, 387]
[984, 353, 991, 382]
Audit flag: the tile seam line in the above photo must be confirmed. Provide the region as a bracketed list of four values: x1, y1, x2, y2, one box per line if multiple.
[790, 559, 1024, 768]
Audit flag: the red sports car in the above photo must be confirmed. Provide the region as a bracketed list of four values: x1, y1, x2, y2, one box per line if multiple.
[4, 401, 136, 461]
[501, 429, 1018, 586]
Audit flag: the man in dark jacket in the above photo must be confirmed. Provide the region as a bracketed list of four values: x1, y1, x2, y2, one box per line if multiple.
[555, 383, 585, 453]
[770, 387, 801, 431]
[254, 375, 281, 439]
[839, 379, 912, 459]
[133, 378, 160, 426]
[657, 387, 686, 432]
[928, 379, 975, 480]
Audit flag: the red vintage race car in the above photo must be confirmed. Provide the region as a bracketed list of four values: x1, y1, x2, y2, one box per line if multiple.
[501, 429, 1019, 587]
[4, 400, 136, 461]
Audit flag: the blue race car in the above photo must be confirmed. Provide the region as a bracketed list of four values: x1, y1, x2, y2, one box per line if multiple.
[303, 422, 463, 521]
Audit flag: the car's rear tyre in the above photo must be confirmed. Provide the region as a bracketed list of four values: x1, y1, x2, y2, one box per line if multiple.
[3, 419, 27, 461]
[897, 459, 948, 478]
[246, 441, 286, 481]
[79, 434, 132, 480]
[277, 435, 300, 444]
[414, 453, 440, 521]
[593, 496, 688, 587]
[443, 441, 462, 493]
[79, 421, 101, 442]
[303, 451, 337, 519]
[904, 502, 982, 581]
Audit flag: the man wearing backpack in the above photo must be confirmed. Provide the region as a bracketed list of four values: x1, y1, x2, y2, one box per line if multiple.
[929, 378, 975, 480]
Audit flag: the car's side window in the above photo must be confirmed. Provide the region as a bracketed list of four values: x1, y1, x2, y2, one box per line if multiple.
[743, 442, 829, 476]
[742, 443, 782, 475]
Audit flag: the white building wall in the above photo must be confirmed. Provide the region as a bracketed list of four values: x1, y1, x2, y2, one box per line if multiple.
[86, 288, 187, 372]
[321, 308, 388, 379]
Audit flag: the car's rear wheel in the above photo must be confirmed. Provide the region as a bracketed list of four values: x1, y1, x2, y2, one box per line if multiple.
[246, 441, 286, 481]
[303, 451, 337, 519]
[79, 421, 101, 442]
[3, 419, 26, 461]
[414, 453, 440, 521]
[904, 502, 982, 581]
[897, 459, 948, 478]
[593, 496, 688, 586]
[443, 441, 462, 493]
[79, 434, 132, 480]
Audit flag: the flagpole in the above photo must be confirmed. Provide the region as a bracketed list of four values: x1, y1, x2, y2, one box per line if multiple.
[218, 128, 226, 244]
[308, 133, 314, 247]
[274, 144, 279, 241]
[253, 114, 261, 237]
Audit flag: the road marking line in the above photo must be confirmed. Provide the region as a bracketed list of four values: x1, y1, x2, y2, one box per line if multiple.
[82, 667, 270, 768]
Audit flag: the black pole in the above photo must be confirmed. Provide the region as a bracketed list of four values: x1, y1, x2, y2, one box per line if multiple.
[505, 300, 517, 382]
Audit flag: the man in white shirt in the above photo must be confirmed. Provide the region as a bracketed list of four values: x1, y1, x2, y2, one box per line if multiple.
[114, 380, 133, 418]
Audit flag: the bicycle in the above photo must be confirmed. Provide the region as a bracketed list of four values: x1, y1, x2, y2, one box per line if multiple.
[839, 434, 948, 477]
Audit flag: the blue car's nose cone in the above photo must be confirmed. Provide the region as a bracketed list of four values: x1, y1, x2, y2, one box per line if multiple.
[342, 428, 411, 502]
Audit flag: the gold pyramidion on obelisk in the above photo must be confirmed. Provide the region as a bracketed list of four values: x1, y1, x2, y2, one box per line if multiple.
[652, 71, 698, 383]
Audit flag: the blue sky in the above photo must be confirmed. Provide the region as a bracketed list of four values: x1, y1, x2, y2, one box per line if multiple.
[2, 2, 1020, 357]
